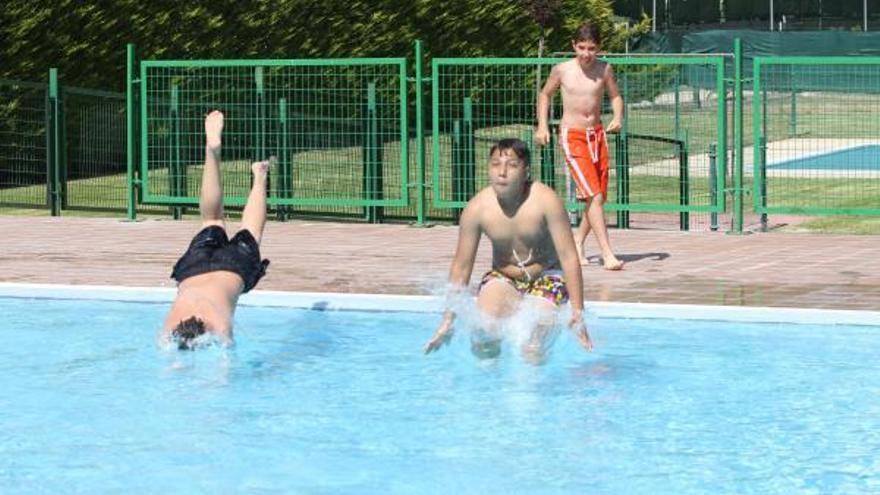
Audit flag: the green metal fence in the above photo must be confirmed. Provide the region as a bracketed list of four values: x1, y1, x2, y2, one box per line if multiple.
[136, 59, 409, 222]
[431, 55, 727, 229]
[753, 57, 880, 216]
[5, 43, 880, 230]
[64, 86, 128, 211]
[0, 73, 132, 214]
[0, 78, 48, 209]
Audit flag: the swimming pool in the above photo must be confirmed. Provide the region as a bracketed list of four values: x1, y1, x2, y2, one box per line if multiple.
[770, 144, 880, 171]
[1, 289, 879, 494]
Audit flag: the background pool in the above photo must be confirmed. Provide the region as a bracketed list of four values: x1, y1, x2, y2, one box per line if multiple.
[770, 144, 880, 170]
[1, 296, 878, 494]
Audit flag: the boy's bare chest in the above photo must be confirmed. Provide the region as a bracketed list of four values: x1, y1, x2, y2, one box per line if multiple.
[482, 211, 546, 244]
[561, 68, 603, 94]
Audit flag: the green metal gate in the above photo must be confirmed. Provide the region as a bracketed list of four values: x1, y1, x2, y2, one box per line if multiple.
[136, 58, 409, 222]
[752, 57, 880, 216]
[431, 55, 727, 228]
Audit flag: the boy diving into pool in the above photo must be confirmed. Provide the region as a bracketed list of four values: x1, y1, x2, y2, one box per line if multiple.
[162, 110, 270, 350]
[423, 138, 592, 363]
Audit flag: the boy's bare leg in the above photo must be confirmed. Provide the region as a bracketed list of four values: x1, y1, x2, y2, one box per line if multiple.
[586, 194, 624, 270]
[200, 110, 225, 227]
[241, 160, 270, 243]
[574, 201, 593, 265]
[473, 280, 520, 359]
[520, 297, 560, 365]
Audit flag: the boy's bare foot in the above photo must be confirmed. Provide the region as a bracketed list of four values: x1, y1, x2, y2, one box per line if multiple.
[602, 254, 624, 271]
[205, 110, 224, 149]
[575, 242, 591, 266]
[251, 160, 270, 181]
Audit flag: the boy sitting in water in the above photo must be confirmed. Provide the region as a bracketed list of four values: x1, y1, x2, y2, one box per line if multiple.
[423, 139, 592, 363]
[162, 110, 271, 350]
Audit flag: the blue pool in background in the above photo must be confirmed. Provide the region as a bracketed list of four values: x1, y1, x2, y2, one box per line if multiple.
[1, 295, 879, 494]
[769, 144, 880, 170]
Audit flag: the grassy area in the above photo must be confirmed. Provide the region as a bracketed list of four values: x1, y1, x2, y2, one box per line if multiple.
[4, 154, 878, 234]
[780, 216, 880, 234]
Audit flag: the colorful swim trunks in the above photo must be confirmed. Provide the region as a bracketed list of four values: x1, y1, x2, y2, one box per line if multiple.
[480, 269, 569, 307]
[560, 124, 609, 200]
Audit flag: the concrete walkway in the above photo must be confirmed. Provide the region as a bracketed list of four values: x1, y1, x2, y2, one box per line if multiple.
[1, 216, 878, 310]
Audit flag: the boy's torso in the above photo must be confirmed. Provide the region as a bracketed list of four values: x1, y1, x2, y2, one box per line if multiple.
[558, 59, 607, 129]
[475, 184, 561, 278]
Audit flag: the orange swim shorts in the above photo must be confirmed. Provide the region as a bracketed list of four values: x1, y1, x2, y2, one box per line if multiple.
[560, 125, 609, 200]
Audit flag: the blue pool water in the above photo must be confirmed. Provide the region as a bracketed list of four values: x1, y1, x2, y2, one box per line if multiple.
[1, 296, 879, 494]
[770, 144, 880, 170]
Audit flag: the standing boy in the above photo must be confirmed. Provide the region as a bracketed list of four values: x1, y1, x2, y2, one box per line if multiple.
[535, 21, 624, 270]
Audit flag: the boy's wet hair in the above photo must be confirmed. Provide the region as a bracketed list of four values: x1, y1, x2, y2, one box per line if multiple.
[489, 138, 531, 167]
[573, 21, 602, 45]
[171, 316, 207, 350]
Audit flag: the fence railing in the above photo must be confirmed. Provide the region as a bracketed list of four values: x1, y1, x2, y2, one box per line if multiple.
[431, 55, 728, 231]
[0, 73, 132, 214]
[752, 56, 880, 217]
[2, 42, 879, 232]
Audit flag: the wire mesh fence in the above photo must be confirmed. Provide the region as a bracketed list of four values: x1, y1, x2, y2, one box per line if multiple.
[140, 60, 408, 222]
[753, 57, 880, 216]
[3, 51, 879, 231]
[0, 79, 48, 209]
[431, 56, 727, 229]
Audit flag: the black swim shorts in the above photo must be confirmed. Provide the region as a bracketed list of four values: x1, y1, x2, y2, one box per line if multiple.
[170, 225, 269, 293]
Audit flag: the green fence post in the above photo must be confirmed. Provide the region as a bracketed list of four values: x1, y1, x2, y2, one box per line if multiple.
[452, 119, 464, 222]
[58, 80, 68, 211]
[462, 96, 475, 204]
[451, 97, 475, 223]
[788, 65, 797, 137]
[614, 133, 630, 229]
[709, 143, 718, 231]
[540, 129, 556, 188]
[732, 38, 744, 233]
[126, 43, 139, 221]
[618, 72, 630, 229]
[47, 68, 61, 216]
[760, 135, 768, 231]
[362, 82, 382, 223]
[752, 57, 765, 231]
[255, 67, 265, 161]
[277, 97, 290, 221]
[169, 84, 183, 219]
[674, 66, 681, 140]
[679, 132, 690, 231]
[414, 39, 427, 225]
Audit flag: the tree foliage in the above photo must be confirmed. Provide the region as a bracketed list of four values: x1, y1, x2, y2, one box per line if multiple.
[0, 0, 648, 90]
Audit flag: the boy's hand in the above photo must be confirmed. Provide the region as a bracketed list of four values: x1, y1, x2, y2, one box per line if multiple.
[568, 311, 593, 352]
[424, 319, 454, 354]
[534, 127, 551, 146]
[606, 119, 622, 134]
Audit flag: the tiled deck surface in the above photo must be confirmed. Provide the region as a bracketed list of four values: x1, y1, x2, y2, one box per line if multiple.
[1, 216, 878, 310]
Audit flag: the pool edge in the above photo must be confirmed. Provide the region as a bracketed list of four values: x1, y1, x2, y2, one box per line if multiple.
[0, 282, 878, 326]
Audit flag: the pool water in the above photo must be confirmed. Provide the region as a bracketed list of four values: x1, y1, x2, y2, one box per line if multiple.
[770, 144, 880, 170]
[1, 296, 879, 494]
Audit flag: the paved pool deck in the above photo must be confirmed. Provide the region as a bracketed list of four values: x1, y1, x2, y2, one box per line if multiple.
[1, 216, 878, 310]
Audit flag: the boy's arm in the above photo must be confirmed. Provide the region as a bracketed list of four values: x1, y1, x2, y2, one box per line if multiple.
[424, 201, 482, 354]
[544, 190, 593, 351]
[604, 64, 624, 133]
[535, 65, 562, 145]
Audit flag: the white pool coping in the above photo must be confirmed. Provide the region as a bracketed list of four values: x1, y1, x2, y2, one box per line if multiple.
[1, 282, 879, 326]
